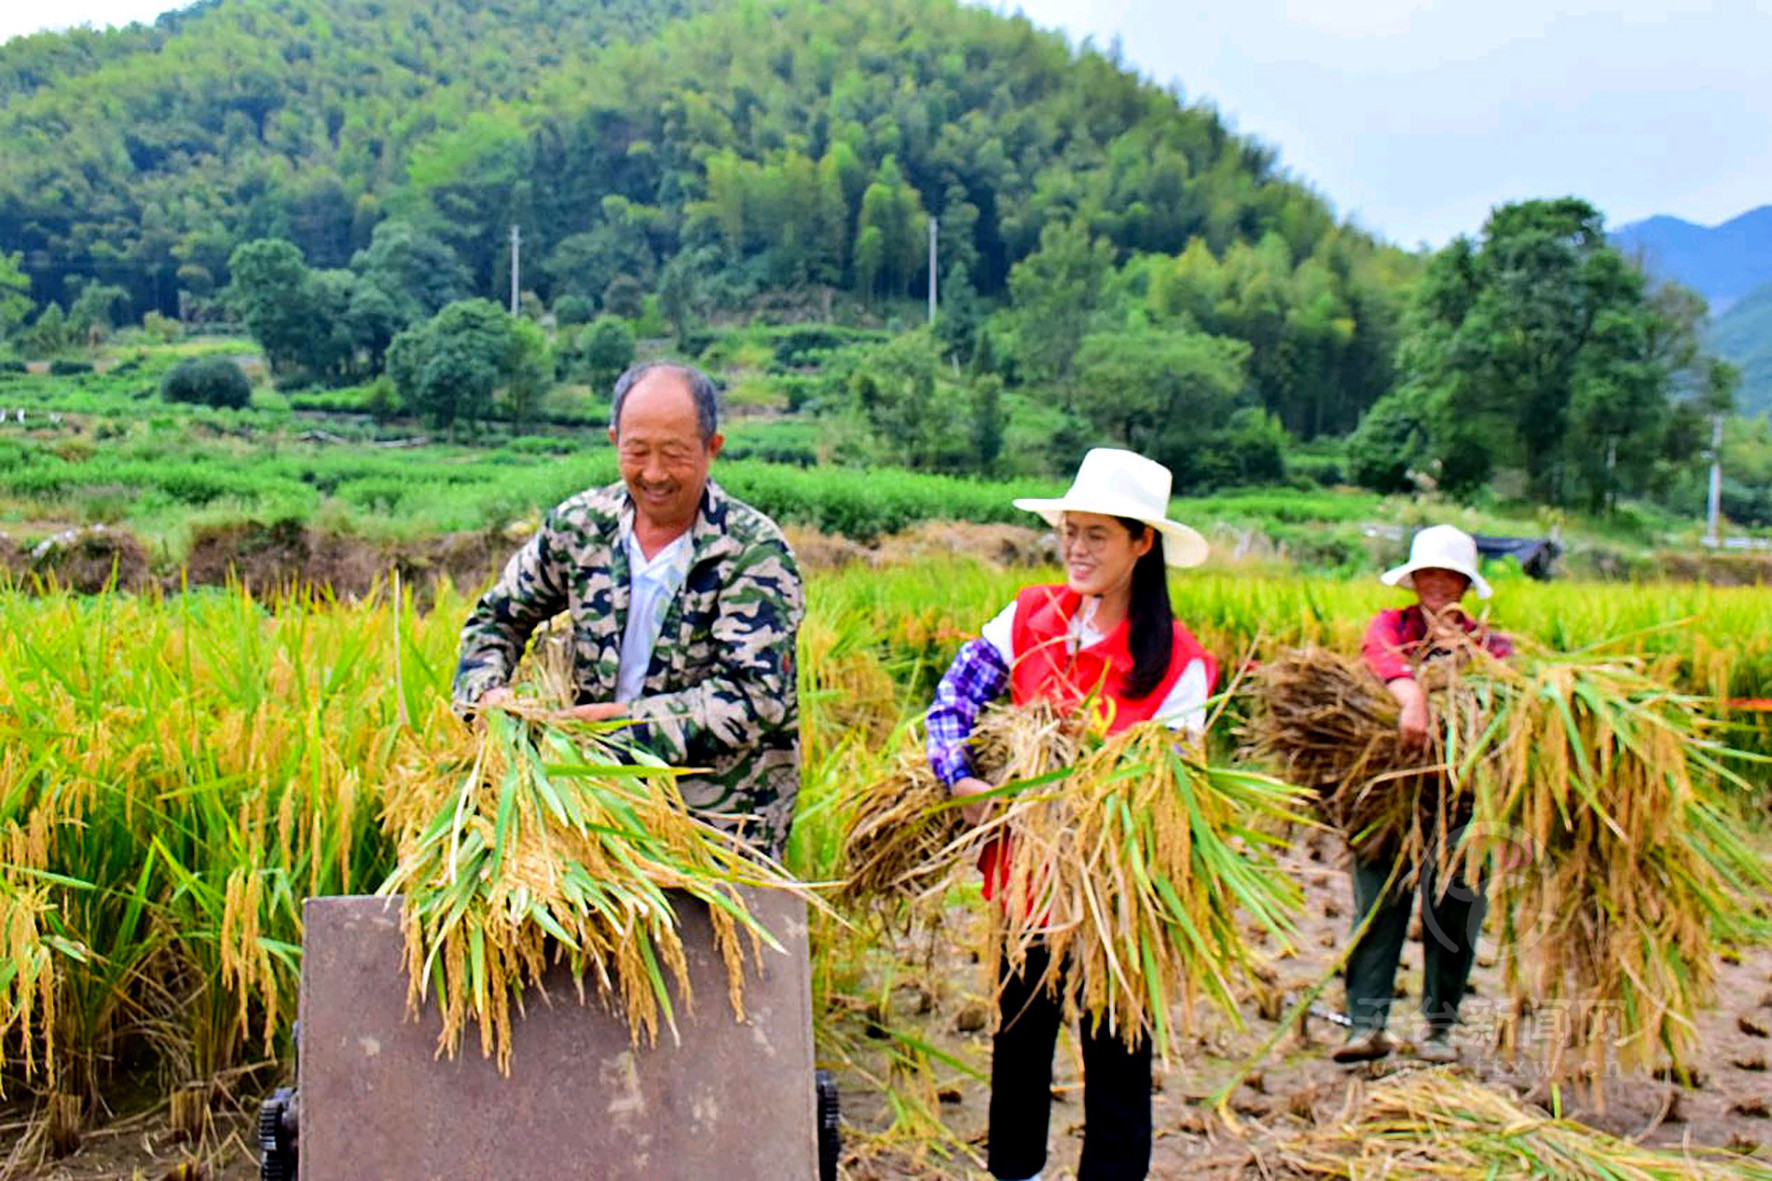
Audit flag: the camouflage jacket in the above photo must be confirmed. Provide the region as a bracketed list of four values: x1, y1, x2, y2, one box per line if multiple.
[453, 478, 804, 856]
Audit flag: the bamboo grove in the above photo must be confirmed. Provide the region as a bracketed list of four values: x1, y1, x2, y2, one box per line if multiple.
[0, 563, 1769, 1156]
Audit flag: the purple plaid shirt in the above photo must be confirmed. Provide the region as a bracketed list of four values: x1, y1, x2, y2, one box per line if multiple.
[926, 637, 1010, 787]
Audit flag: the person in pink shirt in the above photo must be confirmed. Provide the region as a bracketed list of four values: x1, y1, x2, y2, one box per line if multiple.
[1333, 525, 1510, 1066]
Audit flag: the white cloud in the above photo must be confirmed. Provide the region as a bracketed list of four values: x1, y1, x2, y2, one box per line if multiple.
[1006, 0, 1772, 244]
[0, 2, 173, 45]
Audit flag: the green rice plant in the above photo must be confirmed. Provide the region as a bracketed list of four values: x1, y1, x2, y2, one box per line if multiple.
[987, 723, 1312, 1057]
[379, 708, 816, 1072]
[0, 580, 463, 1144]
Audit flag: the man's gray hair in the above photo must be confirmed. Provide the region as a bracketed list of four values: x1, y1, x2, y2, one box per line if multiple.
[611, 361, 720, 443]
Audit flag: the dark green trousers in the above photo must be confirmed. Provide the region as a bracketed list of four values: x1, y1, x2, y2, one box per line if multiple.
[1344, 854, 1486, 1034]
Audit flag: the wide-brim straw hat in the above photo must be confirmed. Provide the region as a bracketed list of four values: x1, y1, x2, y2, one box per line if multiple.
[1381, 523, 1491, 599]
[1013, 448, 1209, 568]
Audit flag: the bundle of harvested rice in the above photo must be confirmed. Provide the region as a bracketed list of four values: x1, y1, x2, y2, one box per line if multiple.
[1241, 646, 1498, 864]
[1264, 1069, 1769, 1179]
[1248, 637, 1769, 1084]
[1477, 652, 1766, 1081]
[380, 707, 808, 1073]
[984, 719, 1313, 1055]
[836, 739, 963, 910]
[837, 700, 1081, 910]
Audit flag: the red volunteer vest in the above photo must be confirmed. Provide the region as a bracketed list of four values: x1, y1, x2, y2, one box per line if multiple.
[1006, 585, 1219, 732]
[980, 584, 1219, 898]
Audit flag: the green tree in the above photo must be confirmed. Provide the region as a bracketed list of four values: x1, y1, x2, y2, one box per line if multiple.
[1071, 324, 1250, 457]
[350, 219, 469, 323]
[68, 281, 131, 340]
[969, 373, 1006, 472]
[0, 252, 32, 341]
[345, 280, 406, 374]
[574, 315, 636, 391]
[853, 156, 927, 301]
[844, 330, 973, 472]
[552, 294, 594, 326]
[1007, 221, 1115, 383]
[387, 299, 536, 430]
[162, 356, 252, 409]
[657, 249, 715, 344]
[503, 317, 551, 432]
[226, 239, 316, 375]
[1395, 199, 1675, 505]
[602, 274, 645, 320]
[1346, 387, 1433, 494]
[20, 303, 72, 356]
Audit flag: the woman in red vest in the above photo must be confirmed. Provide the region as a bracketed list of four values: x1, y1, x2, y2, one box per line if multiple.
[925, 448, 1215, 1181]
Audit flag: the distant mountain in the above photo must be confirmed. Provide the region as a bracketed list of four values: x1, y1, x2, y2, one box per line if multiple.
[1611, 206, 1772, 312]
[1708, 278, 1772, 417]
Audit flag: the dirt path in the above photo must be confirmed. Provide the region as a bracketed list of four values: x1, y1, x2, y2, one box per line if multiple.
[6, 825, 1767, 1179]
[832, 825, 1772, 1179]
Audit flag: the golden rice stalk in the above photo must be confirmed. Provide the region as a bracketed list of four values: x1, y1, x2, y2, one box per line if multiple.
[1265, 1069, 1771, 1179]
[1474, 652, 1768, 1084]
[985, 720, 1313, 1057]
[798, 611, 902, 769]
[837, 701, 1081, 911]
[1241, 645, 1499, 869]
[1253, 636, 1767, 1085]
[836, 740, 962, 910]
[0, 868, 66, 1091]
[379, 710, 811, 1074]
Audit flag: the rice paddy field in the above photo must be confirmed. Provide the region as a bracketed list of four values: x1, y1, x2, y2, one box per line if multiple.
[1, 560, 1771, 1178]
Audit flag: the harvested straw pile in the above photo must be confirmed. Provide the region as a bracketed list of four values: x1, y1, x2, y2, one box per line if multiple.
[1247, 636, 1770, 1084]
[842, 703, 1314, 1054]
[1241, 646, 1496, 862]
[838, 701, 1082, 909]
[1478, 653, 1764, 1081]
[1261, 1069, 1769, 1179]
[986, 722, 1311, 1053]
[380, 708, 807, 1073]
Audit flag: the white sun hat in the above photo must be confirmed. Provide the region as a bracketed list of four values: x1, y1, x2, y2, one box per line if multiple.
[1013, 448, 1209, 568]
[1381, 524, 1491, 599]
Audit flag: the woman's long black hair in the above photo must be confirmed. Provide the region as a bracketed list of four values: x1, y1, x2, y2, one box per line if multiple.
[1117, 516, 1174, 699]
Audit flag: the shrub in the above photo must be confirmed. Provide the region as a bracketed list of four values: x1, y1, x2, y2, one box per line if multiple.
[574, 316, 635, 391]
[141, 311, 182, 343]
[162, 356, 253, 409]
[49, 359, 94, 376]
[552, 294, 594, 327]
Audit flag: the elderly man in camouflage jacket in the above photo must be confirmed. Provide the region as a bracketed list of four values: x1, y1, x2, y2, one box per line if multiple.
[453, 361, 804, 857]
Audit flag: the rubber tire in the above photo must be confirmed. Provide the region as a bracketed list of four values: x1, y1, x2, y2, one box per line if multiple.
[258, 1087, 297, 1181]
[815, 1068, 840, 1181]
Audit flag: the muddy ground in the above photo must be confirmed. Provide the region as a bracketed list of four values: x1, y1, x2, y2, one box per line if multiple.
[829, 824, 1772, 1180]
[7, 825, 1766, 1180]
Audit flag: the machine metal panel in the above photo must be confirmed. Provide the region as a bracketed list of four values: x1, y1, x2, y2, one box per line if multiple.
[297, 892, 817, 1180]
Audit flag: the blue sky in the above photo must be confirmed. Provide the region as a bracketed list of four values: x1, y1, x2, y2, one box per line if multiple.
[6, 0, 1769, 248]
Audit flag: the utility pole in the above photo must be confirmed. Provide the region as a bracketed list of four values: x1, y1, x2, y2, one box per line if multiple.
[927, 216, 938, 326]
[509, 225, 521, 316]
[1703, 412, 1723, 546]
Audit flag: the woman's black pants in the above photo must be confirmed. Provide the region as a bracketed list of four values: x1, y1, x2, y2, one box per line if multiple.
[987, 943, 1152, 1181]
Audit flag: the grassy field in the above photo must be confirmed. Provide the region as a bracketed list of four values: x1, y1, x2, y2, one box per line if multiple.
[0, 337, 1734, 586]
[1, 564, 1770, 1150]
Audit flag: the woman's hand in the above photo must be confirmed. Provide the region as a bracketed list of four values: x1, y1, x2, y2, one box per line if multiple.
[949, 776, 995, 827]
[1388, 676, 1430, 750]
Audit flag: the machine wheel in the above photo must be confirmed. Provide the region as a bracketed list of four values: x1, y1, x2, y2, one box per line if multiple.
[815, 1068, 840, 1181]
[258, 1086, 298, 1181]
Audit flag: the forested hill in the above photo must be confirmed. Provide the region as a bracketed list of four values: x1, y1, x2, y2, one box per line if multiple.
[0, 0, 717, 307]
[1, 0, 1407, 431]
[1611, 206, 1772, 312]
